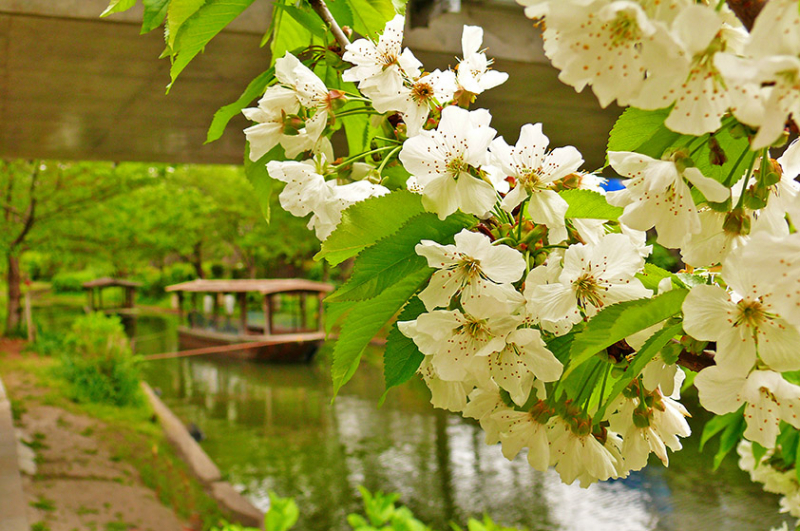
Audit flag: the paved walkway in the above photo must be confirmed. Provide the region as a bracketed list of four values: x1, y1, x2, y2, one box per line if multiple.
[0, 374, 29, 531]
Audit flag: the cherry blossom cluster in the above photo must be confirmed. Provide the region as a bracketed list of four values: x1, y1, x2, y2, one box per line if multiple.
[239, 1, 800, 506]
[739, 440, 800, 525]
[521, 0, 800, 148]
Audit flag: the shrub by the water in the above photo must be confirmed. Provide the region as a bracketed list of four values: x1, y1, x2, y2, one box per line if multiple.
[58, 312, 141, 407]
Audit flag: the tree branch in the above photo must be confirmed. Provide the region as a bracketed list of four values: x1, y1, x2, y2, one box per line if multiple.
[308, 0, 351, 51]
[725, 0, 767, 31]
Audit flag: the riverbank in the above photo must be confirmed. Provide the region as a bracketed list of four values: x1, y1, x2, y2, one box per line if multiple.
[0, 340, 227, 531]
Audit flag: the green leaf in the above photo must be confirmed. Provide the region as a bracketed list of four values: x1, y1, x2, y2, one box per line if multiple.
[101, 0, 138, 17]
[713, 412, 746, 469]
[273, 3, 327, 37]
[382, 297, 426, 399]
[778, 425, 799, 467]
[607, 107, 684, 161]
[331, 268, 431, 397]
[565, 289, 688, 378]
[270, 1, 315, 66]
[560, 189, 623, 221]
[243, 143, 280, 221]
[595, 322, 683, 420]
[324, 300, 356, 335]
[168, 0, 255, 91]
[700, 409, 742, 452]
[342, 112, 372, 156]
[166, 0, 206, 49]
[327, 212, 474, 302]
[636, 263, 678, 292]
[346, 0, 396, 37]
[265, 491, 299, 531]
[326, 0, 356, 30]
[316, 191, 425, 265]
[141, 0, 170, 33]
[206, 68, 275, 144]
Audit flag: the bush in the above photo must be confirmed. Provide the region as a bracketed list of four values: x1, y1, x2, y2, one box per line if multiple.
[51, 269, 103, 293]
[58, 313, 141, 407]
[136, 263, 198, 299]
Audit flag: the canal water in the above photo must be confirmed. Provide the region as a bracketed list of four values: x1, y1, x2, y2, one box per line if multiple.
[39, 307, 792, 530]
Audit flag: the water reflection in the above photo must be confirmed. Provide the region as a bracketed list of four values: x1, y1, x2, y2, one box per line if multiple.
[142, 352, 791, 531]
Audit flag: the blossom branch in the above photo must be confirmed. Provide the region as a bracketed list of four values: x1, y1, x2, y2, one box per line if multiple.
[308, 0, 351, 51]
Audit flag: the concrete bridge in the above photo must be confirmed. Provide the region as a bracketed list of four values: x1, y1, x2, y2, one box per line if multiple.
[0, 0, 619, 167]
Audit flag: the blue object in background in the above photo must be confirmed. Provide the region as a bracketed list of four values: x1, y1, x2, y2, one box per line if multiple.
[602, 178, 625, 192]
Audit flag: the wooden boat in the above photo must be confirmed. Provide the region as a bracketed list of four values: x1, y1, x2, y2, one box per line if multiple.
[165, 279, 334, 363]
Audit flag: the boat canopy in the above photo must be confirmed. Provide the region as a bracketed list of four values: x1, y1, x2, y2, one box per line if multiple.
[165, 279, 334, 295]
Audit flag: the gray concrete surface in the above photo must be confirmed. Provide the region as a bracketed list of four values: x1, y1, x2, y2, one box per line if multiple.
[0, 375, 30, 531]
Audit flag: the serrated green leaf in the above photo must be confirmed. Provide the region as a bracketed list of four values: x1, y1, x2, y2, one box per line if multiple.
[324, 300, 356, 335]
[317, 191, 425, 265]
[714, 412, 746, 470]
[331, 268, 431, 396]
[343, 112, 372, 156]
[565, 289, 688, 378]
[207, 68, 275, 144]
[595, 322, 683, 420]
[168, 0, 255, 91]
[560, 189, 623, 221]
[382, 297, 426, 400]
[607, 107, 685, 161]
[274, 3, 327, 37]
[700, 408, 742, 452]
[346, 0, 395, 37]
[636, 262, 677, 291]
[327, 212, 474, 302]
[778, 425, 799, 467]
[101, 0, 138, 17]
[167, 0, 206, 49]
[244, 142, 281, 221]
[141, 0, 170, 33]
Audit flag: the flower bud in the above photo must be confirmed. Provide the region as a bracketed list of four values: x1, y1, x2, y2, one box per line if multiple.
[281, 112, 306, 136]
[723, 208, 751, 236]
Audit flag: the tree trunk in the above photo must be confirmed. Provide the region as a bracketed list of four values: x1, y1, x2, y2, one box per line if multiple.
[192, 242, 205, 279]
[5, 253, 22, 335]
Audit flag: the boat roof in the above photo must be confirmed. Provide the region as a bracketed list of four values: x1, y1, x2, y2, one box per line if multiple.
[165, 279, 335, 295]
[82, 277, 142, 289]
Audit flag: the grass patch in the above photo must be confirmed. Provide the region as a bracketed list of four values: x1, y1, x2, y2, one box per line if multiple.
[30, 522, 51, 531]
[1, 355, 227, 531]
[31, 496, 57, 512]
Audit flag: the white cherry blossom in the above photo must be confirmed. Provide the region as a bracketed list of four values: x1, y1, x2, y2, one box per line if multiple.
[488, 327, 563, 406]
[695, 367, 800, 448]
[417, 356, 473, 412]
[608, 151, 730, 248]
[416, 229, 526, 314]
[530, 233, 651, 324]
[342, 15, 422, 87]
[490, 123, 583, 243]
[492, 405, 553, 471]
[683, 241, 800, 375]
[457, 26, 509, 95]
[399, 106, 499, 219]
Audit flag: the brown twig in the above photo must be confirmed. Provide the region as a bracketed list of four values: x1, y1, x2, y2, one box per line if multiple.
[725, 0, 768, 31]
[307, 0, 351, 51]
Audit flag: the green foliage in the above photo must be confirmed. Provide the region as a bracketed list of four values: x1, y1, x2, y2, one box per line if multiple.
[244, 144, 280, 221]
[141, 0, 170, 33]
[166, 0, 206, 49]
[317, 191, 425, 266]
[58, 313, 141, 407]
[606, 107, 752, 188]
[382, 297, 426, 399]
[51, 269, 108, 293]
[347, 0, 398, 37]
[265, 491, 300, 531]
[207, 69, 276, 144]
[635, 262, 679, 291]
[331, 267, 431, 396]
[594, 322, 683, 419]
[699, 408, 747, 469]
[565, 290, 688, 378]
[101, 0, 138, 17]
[168, 0, 257, 90]
[328, 212, 474, 302]
[560, 189, 623, 220]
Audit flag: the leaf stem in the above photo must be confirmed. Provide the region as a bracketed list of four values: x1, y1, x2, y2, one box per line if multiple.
[376, 146, 402, 176]
[334, 145, 396, 168]
[734, 150, 759, 209]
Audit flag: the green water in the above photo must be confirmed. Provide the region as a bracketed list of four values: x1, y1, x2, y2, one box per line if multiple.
[36, 306, 793, 530]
